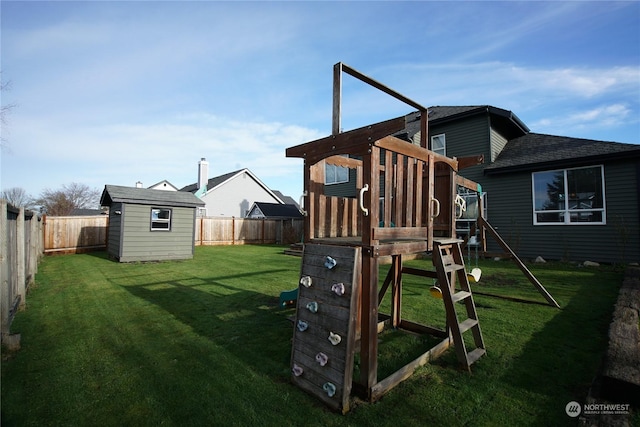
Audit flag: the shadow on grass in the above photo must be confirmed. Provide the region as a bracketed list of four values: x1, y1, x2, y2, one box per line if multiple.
[121, 270, 296, 379]
[499, 275, 619, 425]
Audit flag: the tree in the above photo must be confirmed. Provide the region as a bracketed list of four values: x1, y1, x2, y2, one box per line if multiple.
[36, 183, 101, 216]
[1, 187, 34, 209]
[1, 73, 16, 151]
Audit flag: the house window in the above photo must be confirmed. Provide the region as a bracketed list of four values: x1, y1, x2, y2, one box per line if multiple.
[151, 208, 172, 231]
[431, 134, 446, 156]
[532, 165, 605, 225]
[325, 161, 349, 185]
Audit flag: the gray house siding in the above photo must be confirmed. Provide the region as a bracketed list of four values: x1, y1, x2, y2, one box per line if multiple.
[118, 204, 196, 262]
[433, 114, 490, 186]
[484, 161, 640, 263]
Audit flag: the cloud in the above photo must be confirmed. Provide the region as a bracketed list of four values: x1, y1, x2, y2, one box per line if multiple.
[531, 104, 635, 135]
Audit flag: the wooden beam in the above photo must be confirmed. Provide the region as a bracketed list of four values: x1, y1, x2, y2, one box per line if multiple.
[325, 155, 362, 169]
[333, 63, 342, 135]
[478, 216, 560, 308]
[340, 62, 429, 112]
[456, 175, 481, 192]
[374, 136, 458, 171]
[457, 154, 484, 170]
[286, 117, 406, 164]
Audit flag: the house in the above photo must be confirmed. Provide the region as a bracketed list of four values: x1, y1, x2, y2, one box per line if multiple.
[180, 158, 288, 217]
[146, 180, 179, 191]
[100, 185, 204, 262]
[246, 202, 303, 219]
[327, 106, 640, 264]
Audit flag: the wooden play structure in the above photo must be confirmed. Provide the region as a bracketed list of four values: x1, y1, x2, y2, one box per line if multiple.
[285, 63, 557, 413]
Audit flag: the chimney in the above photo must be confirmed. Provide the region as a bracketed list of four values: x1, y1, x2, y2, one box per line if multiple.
[198, 158, 209, 190]
[136, 181, 143, 188]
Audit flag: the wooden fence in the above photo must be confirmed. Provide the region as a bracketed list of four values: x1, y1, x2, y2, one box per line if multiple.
[1, 200, 43, 344]
[43, 215, 304, 253]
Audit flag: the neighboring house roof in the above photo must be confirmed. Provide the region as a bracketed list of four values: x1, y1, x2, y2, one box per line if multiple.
[273, 190, 300, 208]
[248, 202, 303, 219]
[71, 208, 106, 216]
[485, 133, 640, 175]
[148, 180, 179, 191]
[180, 168, 285, 203]
[100, 185, 205, 208]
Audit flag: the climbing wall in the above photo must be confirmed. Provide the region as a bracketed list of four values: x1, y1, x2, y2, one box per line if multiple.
[290, 244, 361, 413]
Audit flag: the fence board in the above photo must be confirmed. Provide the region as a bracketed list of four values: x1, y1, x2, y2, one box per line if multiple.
[44, 215, 303, 251]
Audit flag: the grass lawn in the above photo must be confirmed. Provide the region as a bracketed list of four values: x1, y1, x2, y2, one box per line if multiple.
[1, 245, 630, 426]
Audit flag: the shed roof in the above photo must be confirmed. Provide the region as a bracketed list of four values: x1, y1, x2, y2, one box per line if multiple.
[100, 185, 205, 208]
[485, 133, 640, 175]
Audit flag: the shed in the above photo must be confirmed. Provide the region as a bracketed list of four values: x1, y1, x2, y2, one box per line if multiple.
[100, 185, 205, 262]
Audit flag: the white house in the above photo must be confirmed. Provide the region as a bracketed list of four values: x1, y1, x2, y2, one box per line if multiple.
[180, 158, 287, 217]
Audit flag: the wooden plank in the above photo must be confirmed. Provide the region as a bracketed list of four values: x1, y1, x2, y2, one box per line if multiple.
[395, 155, 404, 227]
[477, 217, 560, 308]
[456, 175, 481, 192]
[325, 155, 362, 169]
[375, 136, 458, 171]
[372, 227, 429, 240]
[286, 117, 406, 164]
[406, 159, 414, 227]
[384, 150, 393, 227]
[290, 244, 361, 413]
[457, 154, 484, 170]
[415, 160, 424, 228]
[370, 336, 451, 401]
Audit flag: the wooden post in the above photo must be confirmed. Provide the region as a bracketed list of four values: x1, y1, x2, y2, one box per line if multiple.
[16, 208, 25, 309]
[1, 200, 9, 337]
[390, 255, 402, 327]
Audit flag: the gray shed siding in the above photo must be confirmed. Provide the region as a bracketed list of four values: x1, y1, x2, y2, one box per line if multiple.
[117, 204, 196, 262]
[107, 202, 123, 259]
[484, 161, 640, 264]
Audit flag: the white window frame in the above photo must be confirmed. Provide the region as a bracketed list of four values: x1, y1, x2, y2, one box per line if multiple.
[431, 134, 446, 156]
[325, 158, 349, 185]
[150, 207, 172, 231]
[531, 165, 606, 226]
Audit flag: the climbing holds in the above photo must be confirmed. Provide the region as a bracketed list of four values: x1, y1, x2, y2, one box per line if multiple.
[297, 320, 308, 332]
[328, 332, 341, 346]
[323, 382, 336, 397]
[331, 282, 345, 296]
[292, 363, 304, 377]
[324, 256, 337, 269]
[315, 352, 328, 366]
[300, 275, 312, 288]
[306, 301, 318, 313]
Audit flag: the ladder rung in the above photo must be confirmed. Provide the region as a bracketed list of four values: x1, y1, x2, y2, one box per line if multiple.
[444, 263, 465, 273]
[452, 291, 471, 303]
[459, 318, 478, 333]
[434, 238, 465, 245]
[467, 348, 486, 365]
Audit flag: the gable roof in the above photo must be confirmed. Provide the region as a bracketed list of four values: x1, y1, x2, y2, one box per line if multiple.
[249, 202, 303, 218]
[485, 133, 640, 175]
[180, 168, 285, 203]
[100, 185, 205, 208]
[148, 180, 179, 191]
[397, 106, 529, 143]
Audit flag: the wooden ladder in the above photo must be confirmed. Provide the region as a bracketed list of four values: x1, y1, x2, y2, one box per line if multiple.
[433, 238, 486, 371]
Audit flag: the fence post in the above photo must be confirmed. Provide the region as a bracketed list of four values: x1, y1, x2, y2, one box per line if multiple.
[16, 208, 26, 309]
[1, 200, 9, 337]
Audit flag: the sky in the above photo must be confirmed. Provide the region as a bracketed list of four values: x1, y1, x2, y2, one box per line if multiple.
[1, 1, 639, 207]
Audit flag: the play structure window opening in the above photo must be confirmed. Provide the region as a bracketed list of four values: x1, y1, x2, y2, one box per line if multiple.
[325, 157, 349, 185]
